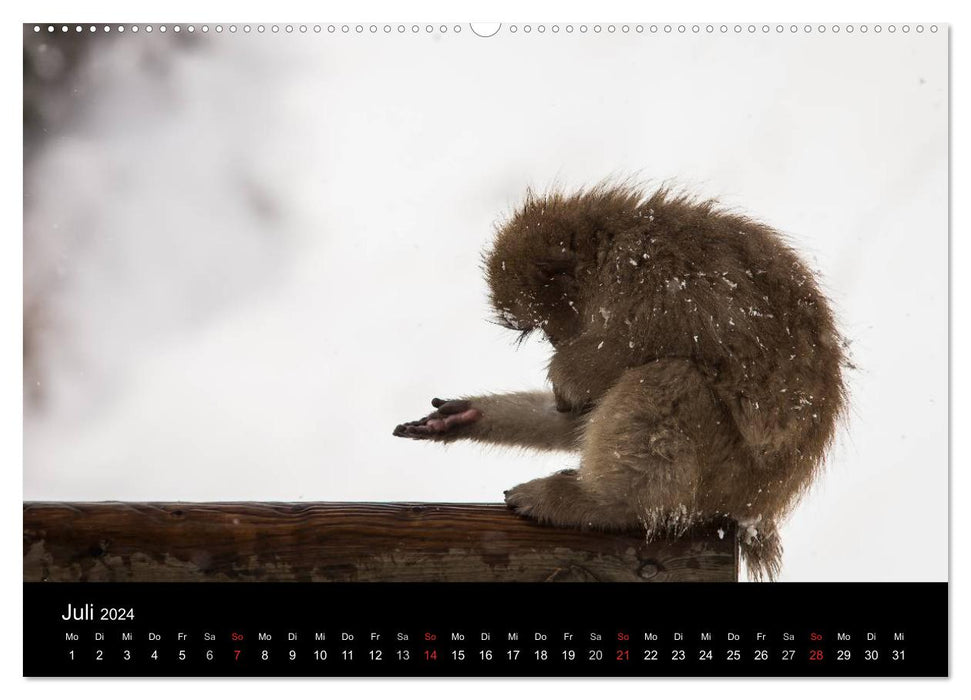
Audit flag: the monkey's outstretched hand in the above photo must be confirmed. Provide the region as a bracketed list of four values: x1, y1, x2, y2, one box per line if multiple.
[392, 398, 482, 440]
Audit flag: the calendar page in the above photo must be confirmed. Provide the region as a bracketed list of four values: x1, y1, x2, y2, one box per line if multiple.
[22, 20, 948, 677]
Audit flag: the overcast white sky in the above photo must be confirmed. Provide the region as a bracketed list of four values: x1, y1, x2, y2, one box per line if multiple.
[23, 26, 948, 582]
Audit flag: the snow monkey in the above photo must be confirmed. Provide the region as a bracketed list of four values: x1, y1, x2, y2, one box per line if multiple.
[393, 185, 846, 580]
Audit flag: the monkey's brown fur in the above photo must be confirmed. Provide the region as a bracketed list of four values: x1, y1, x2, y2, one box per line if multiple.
[394, 184, 846, 580]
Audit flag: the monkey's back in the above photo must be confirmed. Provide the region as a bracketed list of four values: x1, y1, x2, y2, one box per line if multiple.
[584, 195, 845, 502]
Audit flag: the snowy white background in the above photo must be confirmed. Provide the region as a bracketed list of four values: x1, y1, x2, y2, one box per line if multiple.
[23, 27, 948, 582]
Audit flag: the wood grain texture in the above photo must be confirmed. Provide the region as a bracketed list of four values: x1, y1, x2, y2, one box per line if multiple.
[23, 502, 738, 583]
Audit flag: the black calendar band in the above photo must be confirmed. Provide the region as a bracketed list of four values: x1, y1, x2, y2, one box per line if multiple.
[24, 582, 947, 677]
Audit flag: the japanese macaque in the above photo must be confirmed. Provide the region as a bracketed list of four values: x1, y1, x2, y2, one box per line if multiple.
[393, 184, 846, 580]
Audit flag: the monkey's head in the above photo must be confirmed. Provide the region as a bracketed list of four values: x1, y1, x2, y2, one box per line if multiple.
[484, 185, 645, 346]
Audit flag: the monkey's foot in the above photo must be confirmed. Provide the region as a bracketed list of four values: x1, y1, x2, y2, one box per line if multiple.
[393, 398, 482, 440]
[505, 469, 639, 530]
[504, 469, 583, 524]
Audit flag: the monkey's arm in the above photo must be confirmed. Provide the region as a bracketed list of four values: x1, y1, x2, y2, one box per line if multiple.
[393, 392, 583, 452]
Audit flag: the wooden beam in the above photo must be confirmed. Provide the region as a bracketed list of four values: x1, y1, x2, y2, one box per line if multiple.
[23, 502, 738, 583]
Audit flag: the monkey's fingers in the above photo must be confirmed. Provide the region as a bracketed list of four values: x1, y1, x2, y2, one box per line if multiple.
[393, 423, 436, 439]
[392, 411, 443, 438]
